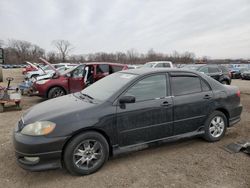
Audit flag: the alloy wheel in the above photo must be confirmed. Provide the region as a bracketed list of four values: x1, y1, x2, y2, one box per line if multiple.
[209, 116, 225, 138]
[73, 139, 103, 170]
[53, 89, 64, 97]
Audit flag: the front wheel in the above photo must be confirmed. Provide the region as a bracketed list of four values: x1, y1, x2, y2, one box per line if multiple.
[203, 111, 227, 142]
[63, 131, 109, 175]
[47, 87, 66, 99]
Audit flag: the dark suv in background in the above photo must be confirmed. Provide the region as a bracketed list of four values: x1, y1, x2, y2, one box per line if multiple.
[183, 64, 231, 85]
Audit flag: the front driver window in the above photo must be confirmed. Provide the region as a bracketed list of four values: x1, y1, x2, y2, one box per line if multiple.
[72, 66, 84, 78]
[124, 75, 167, 102]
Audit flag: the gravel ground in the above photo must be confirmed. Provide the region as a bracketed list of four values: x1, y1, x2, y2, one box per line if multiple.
[0, 69, 249, 188]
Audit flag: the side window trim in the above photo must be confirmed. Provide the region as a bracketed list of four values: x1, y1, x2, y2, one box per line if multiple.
[200, 78, 212, 92]
[170, 72, 204, 96]
[119, 73, 169, 103]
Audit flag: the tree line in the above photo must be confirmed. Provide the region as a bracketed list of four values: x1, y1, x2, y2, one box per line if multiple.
[0, 38, 211, 65]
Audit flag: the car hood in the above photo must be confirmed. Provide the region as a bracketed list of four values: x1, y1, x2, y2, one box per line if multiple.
[23, 93, 97, 124]
[36, 73, 53, 81]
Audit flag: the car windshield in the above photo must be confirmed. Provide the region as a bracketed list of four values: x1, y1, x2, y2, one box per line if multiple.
[81, 72, 137, 101]
[61, 65, 83, 75]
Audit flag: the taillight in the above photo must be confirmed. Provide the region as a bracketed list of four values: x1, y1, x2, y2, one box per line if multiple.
[236, 90, 240, 97]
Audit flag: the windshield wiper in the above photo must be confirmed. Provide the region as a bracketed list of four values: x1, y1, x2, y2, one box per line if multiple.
[80, 92, 94, 100]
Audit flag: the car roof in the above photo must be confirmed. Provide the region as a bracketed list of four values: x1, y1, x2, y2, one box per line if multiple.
[146, 61, 172, 64]
[84, 62, 127, 66]
[120, 68, 201, 75]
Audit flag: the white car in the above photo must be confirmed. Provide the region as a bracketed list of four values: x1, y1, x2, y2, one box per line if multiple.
[24, 65, 55, 79]
[143, 61, 173, 68]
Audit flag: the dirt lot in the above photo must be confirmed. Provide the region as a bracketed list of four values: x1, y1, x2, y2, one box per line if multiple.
[0, 69, 249, 188]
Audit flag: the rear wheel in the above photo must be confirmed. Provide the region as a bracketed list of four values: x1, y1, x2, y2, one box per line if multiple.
[48, 87, 65, 99]
[63, 131, 109, 175]
[203, 111, 227, 142]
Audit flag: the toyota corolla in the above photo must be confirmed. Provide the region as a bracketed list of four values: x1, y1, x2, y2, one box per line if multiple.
[13, 68, 242, 175]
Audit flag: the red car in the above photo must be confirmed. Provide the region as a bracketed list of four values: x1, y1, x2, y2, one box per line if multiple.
[22, 62, 39, 74]
[33, 62, 128, 99]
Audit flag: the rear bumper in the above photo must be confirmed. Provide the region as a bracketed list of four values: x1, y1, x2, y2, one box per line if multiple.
[229, 116, 241, 127]
[228, 105, 243, 127]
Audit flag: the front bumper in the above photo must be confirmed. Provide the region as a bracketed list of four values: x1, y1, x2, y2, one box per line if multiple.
[33, 84, 47, 97]
[13, 131, 68, 171]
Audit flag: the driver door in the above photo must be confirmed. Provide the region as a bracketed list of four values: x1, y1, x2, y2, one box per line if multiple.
[68, 65, 85, 93]
[116, 74, 173, 147]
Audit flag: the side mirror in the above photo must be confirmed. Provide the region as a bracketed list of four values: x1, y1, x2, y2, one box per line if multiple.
[66, 73, 71, 77]
[119, 95, 135, 104]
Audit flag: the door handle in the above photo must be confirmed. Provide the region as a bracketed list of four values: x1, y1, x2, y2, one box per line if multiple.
[203, 94, 211, 99]
[161, 101, 171, 106]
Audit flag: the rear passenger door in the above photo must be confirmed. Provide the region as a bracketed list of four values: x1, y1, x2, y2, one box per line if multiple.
[170, 72, 214, 135]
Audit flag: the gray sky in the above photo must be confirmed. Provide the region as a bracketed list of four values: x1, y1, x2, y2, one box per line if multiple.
[0, 0, 250, 59]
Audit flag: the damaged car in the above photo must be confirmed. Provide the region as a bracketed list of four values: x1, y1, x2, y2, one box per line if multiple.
[33, 62, 128, 99]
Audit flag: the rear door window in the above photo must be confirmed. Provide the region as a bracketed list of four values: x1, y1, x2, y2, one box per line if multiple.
[111, 65, 123, 73]
[163, 63, 171, 68]
[96, 64, 109, 74]
[208, 67, 220, 73]
[155, 63, 164, 68]
[171, 76, 202, 96]
[218, 65, 229, 74]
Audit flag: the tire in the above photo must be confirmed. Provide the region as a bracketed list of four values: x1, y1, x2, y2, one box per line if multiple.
[47, 87, 66, 99]
[63, 131, 109, 176]
[203, 111, 227, 142]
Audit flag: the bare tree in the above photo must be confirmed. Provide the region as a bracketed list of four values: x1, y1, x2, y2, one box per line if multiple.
[52, 40, 73, 62]
[4, 39, 45, 64]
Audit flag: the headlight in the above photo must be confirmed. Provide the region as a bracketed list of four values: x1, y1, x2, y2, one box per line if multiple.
[36, 80, 49, 85]
[21, 121, 56, 136]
